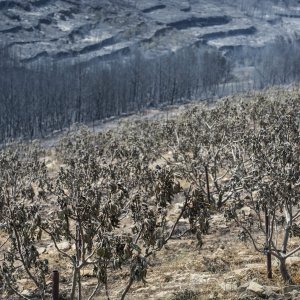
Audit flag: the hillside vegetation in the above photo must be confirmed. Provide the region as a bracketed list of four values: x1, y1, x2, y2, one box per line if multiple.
[0, 87, 300, 299]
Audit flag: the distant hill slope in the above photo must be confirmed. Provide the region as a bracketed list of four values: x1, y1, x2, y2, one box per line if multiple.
[1, 0, 300, 64]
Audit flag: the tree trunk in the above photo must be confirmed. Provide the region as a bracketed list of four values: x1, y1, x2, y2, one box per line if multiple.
[279, 258, 294, 284]
[70, 268, 77, 300]
[78, 269, 82, 300]
[121, 278, 133, 300]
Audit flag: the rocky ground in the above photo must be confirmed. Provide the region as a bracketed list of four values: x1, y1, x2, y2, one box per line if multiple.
[1, 0, 300, 64]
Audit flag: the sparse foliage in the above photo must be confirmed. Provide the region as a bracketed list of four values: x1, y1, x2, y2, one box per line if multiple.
[1, 88, 300, 298]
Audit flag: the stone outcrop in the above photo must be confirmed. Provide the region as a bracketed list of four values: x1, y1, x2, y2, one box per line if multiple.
[238, 282, 300, 300]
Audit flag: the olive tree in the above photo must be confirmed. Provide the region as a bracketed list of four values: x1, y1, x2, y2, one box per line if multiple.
[225, 97, 300, 283]
[0, 143, 49, 299]
[36, 127, 209, 299]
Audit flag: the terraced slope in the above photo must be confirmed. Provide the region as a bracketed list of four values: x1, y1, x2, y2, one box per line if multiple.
[1, 0, 300, 64]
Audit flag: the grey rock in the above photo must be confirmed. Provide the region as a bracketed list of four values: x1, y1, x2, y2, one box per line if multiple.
[47, 240, 71, 252]
[238, 290, 260, 300]
[239, 282, 283, 300]
[57, 241, 71, 251]
[37, 247, 46, 254]
[286, 290, 300, 300]
[247, 281, 265, 296]
[283, 285, 300, 294]
[238, 282, 250, 293]
[264, 286, 281, 294]
[21, 290, 31, 297]
[220, 281, 238, 291]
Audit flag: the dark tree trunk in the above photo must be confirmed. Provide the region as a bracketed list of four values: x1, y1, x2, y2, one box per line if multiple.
[279, 258, 294, 284]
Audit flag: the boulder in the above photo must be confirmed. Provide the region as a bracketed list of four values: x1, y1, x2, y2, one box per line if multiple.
[238, 290, 260, 300]
[219, 281, 238, 291]
[21, 290, 31, 297]
[57, 241, 71, 251]
[37, 247, 46, 254]
[238, 282, 250, 293]
[285, 290, 300, 300]
[247, 281, 265, 296]
[283, 285, 300, 294]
